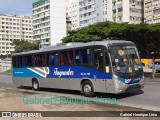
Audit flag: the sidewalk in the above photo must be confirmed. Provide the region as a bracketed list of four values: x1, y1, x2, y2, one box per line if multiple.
[144, 77, 160, 82]
[143, 66, 160, 81]
[144, 73, 160, 82]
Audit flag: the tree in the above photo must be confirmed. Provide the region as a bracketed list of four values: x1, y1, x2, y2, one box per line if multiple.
[62, 21, 160, 58]
[12, 40, 39, 53]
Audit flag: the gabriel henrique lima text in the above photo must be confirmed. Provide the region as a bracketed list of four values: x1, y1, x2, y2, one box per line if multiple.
[22, 96, 117, 105]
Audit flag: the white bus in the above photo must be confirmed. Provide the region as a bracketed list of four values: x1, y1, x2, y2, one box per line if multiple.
[12, 40, 144, 97]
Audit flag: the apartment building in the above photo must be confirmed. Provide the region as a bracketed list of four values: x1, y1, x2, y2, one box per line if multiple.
[79, 0, 108, 28]
[33, 0, 66, 47]
[107, 0, 144, 24]
[0, 14, 33, 55]
[67, 0, 108, 30]
[144, 0, 160, 23]
[66, 0, 79, 30]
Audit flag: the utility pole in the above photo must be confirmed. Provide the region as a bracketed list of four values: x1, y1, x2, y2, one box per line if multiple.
[151, 51, 159, 79]
[152, 55, 155, 79]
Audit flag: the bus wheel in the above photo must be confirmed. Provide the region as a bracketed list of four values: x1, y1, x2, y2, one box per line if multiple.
[32, 79, 40, 91]
[82, 81, 94, 97]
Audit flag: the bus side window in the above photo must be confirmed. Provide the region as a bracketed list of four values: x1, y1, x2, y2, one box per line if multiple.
[17, 57, 22, 68]
[75, 49, 91, 65]
[12, 57, 17, 67]
[48, 53, 54, 65]
[67, 52, 72, 64]
[54, 53, 59, 65]
[35, 54, 45, 66]
[59, 51, 73, 65]
[75, 50, 82, 64]
[32, 56, 35, 66]
[94, 50, 104, 71]
[35, 55, 39, 66]
[22, 56, 26, 67]
[59, 53, 64, 65]
[26, 55, 34, 67]
[87, 49, 91, 64]
[75, 53, 80, 64]
[41, 54, 45, 66]
[47, 53, 59, 66]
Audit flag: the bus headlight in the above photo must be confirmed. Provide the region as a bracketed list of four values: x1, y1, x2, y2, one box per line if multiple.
[115, 78, 124, 85]
[114, 75, 124, 85]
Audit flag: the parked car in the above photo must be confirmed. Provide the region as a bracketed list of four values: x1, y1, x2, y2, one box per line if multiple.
[148, 61, 160, 72]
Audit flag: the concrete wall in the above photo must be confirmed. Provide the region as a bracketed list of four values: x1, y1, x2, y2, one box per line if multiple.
[0, 59, 11, 72]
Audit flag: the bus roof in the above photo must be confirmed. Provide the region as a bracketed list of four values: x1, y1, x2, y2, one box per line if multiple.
[12, 40, 135, 56]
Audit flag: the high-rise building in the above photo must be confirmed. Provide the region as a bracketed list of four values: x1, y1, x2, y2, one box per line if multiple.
[67, 0, 108, 30]
[66, 0, 79, 30]
[144, 0, 160, 24]
[107, 0, 144, 24]
[33, 0, 66, 47]
[67, 0, 144, 30]
[79, 0, 108, 28]
[0, 14, 33, 55]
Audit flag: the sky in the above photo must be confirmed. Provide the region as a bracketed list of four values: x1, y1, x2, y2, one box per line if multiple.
[0, 0, 38, 16]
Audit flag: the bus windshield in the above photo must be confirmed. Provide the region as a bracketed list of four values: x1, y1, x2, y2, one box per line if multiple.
[110, 46, 142, 74]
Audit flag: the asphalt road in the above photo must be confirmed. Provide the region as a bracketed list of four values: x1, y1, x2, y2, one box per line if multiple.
[0, 74, 160, 111]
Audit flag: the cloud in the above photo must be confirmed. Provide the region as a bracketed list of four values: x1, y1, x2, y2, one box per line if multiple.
[0, 0, 37, 16]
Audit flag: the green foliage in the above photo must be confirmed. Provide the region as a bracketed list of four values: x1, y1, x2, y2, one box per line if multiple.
[5, 69, 12, 74]
[12, 40, 39, 53]
[63, 21, 160, 58]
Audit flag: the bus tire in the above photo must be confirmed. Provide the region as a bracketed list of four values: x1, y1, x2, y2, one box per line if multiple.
[32, 79, 40, 91]
[82, 80, 94, 97]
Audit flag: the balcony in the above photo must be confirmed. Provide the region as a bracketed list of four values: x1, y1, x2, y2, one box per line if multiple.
[145, 15, 153, 21]
[79, 7, 95, 15]
[144, 6, 153, 12]
[117, 3, 122, 8]
[112, 13, 116, 18]
[130, 12, 143, 17]
[112, 5, 116, 10]
[153, 4, 160, 9]
[79, 1, 96, 9]
[117, 12, 123, 17]
[153, 14, 160, 19]
[79, 14, 96, 21]
[117, 20, 123, 23]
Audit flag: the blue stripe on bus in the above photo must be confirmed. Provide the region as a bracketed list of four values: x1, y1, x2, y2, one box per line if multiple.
[13, 66, 112, 79]
[13, 68, 42, 78]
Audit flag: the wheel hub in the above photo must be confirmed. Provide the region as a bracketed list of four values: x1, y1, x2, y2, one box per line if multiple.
[34, 82, 38, 89]
[84, 84, 91, 93]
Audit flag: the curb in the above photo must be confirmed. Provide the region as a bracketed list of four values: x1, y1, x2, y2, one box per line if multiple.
[144, 77, 160, 82]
